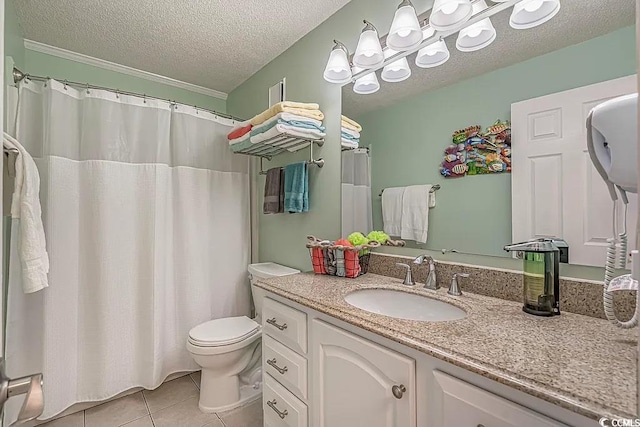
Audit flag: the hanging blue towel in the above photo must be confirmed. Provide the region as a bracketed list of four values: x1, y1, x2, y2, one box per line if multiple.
[284, 162, 309, 213]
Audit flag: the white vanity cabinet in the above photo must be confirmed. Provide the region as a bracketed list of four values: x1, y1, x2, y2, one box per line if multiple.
[431, 371, 568, 427]
[262, 297, 309, 427]
[260, 292, 599, 427]
[310, 319, 416, 427]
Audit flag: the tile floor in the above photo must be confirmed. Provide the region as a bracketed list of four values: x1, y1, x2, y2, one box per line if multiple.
[39, 372, 263, 427]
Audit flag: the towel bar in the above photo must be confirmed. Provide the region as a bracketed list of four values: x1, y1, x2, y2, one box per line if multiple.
[379, 184, 440, 197]
[258, 140, 324, 175]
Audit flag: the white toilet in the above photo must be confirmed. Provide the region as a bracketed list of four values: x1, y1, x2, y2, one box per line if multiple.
[186, 262, 300, 413]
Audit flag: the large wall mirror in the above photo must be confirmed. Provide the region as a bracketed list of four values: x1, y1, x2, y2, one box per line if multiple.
[340, 0, 637, 270]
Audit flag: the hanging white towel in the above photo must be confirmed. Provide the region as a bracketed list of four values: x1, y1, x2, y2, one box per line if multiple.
[401, 185, 432, 243]
[3, 132, 49, 293]
[382, 187, 404, 237]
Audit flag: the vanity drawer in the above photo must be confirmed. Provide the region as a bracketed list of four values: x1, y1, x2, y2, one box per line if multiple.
[432, 371, 567, 427]
[264, 373, 308, 427]
[263, 335, 308, 400]
[263, 297, 308, 354]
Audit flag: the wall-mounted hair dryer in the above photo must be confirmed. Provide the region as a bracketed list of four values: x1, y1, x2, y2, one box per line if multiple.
[586, 93, 638, 329]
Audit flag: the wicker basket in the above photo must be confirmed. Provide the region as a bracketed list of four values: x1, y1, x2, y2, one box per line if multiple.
[306, 235, 404, 278]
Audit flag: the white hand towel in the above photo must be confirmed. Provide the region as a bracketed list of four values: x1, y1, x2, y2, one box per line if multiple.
[3, 132, 50, 293]
[401, 185, 432, 243]
[382, 187, 404, 237]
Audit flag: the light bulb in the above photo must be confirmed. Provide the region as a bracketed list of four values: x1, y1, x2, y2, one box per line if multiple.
[524, 0, 544, 12]
[441, 3, 458, 14]
[467, 28, 483, 38]
[397, 28, 412, 38]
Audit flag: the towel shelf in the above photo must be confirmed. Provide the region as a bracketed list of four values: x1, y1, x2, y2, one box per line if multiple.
[232, 132, 324, 160]
[379, 184, 440, 197]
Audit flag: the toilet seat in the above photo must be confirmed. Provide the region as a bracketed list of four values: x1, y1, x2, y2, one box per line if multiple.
[187, 316, 261, 355]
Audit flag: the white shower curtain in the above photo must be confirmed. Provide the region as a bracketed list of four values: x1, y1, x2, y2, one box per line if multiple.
[5, 80, 250, 421]
[341, 149, 372, 236]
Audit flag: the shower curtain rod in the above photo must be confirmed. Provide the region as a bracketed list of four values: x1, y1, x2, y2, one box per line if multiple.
[12, 67, 244, 122]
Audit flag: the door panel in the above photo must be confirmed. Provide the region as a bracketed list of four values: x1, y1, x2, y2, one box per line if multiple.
[512, 75, 637, 266]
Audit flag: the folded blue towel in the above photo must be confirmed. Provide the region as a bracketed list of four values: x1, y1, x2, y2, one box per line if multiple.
[252, 119, 325, 136]
[341, 131, 359, 141]
[284, 162, 308, 213]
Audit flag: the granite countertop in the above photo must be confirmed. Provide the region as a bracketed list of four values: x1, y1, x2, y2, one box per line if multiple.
[256, 272, 637, 421]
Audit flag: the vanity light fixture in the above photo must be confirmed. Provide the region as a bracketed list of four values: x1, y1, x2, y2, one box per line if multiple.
[353, 20, 385, 69]
[387, 0, 423, 51]
[415, 28, 450, 69]
[456, 0, 496, 52]
[327, 0, 561, 94]
[429, 0, 473, 32]
[352, 66, 381, 94]
[323, 40, 352, 84]
[494, 0, 561, 29]
[381, 49, 412, 83]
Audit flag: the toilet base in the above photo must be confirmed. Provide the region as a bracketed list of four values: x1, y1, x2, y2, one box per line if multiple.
[199, 381, 262, 413]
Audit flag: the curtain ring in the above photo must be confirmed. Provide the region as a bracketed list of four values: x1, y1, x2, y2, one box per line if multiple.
[86, 83, 90, 94]
[63, 80, 68, 90]
[143, 94, 147, 104]
[194, 105, 198, 114]
[115, 89, 120, 99]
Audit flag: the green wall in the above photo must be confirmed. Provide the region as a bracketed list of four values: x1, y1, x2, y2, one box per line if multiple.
[358, 26, 637, 259]
[227, 0, 409, 271]
[5, 0, 24, 69]
[23, 50, 227, 113]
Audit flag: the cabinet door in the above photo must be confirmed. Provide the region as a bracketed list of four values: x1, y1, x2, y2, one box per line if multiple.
[432, 371, 567, 427]
[311, 320, 416, 427]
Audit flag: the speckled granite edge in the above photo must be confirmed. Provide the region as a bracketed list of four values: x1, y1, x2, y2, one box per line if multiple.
[368, 253, 637, 321]
[255, 274, 637, 420]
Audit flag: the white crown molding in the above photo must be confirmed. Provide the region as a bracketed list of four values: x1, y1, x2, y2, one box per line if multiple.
[23, 39, 227, 100]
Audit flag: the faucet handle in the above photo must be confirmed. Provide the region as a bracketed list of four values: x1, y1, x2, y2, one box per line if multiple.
[395, 263, 414, 286]
[448, 273, 469, 296]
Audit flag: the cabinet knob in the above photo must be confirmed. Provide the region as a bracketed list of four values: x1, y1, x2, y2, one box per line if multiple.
[391, 384, 406, 399]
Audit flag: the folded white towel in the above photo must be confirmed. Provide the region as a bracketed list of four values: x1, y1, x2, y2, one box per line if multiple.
[382, 187, 404, 237]
[3, 132, 50, 293]
[341, 127, 361, 139]
[251, 123, 325, 147]
[401, 185, 432, 244]
[261, 112, 324, 129]
[341, 138, 359, 149]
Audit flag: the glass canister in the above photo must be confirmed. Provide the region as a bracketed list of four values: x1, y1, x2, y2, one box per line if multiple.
[505, 239, 561, 316]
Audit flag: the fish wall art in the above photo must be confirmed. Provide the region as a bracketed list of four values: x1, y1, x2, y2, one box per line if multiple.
[440, 120, 511, 178]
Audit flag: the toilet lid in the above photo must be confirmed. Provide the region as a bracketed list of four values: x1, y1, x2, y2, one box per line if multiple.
[188, 316, 260, 347]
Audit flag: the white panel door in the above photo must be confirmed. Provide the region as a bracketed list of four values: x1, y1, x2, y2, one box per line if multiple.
[512, 75, 637, 267]
[310, 320, 416, 427]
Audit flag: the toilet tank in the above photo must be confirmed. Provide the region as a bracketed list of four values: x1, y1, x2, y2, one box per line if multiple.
[248, 263, 300, 321]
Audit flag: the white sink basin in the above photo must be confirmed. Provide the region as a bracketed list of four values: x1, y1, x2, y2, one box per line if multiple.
[344, 289, 466, 322]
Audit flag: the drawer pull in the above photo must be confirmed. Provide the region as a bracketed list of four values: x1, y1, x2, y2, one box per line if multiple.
[266, 318, 288, 331]
[267, 399, 288, 419]
[392, 384, 406, 399]
[267, 358, 288, 375]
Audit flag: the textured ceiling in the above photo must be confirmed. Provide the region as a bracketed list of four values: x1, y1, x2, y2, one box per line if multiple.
[14, 0, 352, 94]
[343, 0, 636, 117]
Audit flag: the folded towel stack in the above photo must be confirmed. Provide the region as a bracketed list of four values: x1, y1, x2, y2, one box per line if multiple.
[230, 102, 326, 153]
[341, 115, 362, 149]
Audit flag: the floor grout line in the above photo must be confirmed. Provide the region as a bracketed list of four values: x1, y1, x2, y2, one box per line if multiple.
[140, 391, 156, 427]
[189, 372, 201, 390]
[215, 413, 227, 427]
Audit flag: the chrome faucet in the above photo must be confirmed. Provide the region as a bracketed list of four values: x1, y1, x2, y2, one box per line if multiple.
[448, 273, 469, 296]
[413, 255, 438, 290]
[395, 263, 414, 286]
